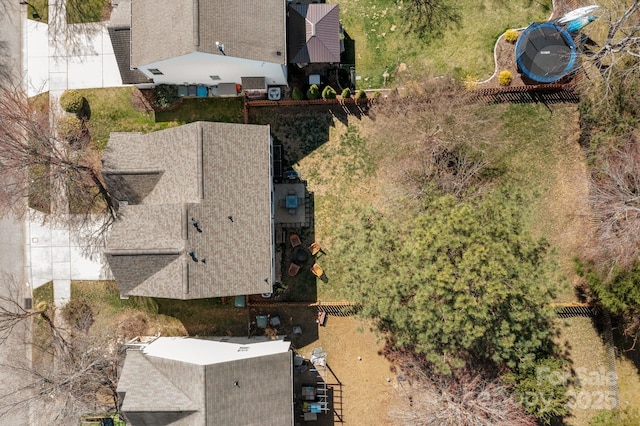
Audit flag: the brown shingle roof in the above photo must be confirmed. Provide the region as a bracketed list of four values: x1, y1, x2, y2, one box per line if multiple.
[131, 0, 286, 68]
[103, 122, 274, 299]
[288, 3, 340, 64]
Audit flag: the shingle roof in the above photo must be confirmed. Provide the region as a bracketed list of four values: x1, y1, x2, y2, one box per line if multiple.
[117, 337, 294, 426]
[103, 122, 274, 299]
[288, 3, 340, 63]
[131, 0, 286, 68]
[107, 0, 152, 85]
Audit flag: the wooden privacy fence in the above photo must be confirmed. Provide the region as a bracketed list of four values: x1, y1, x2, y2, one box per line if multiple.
[248, 301, 362, 317]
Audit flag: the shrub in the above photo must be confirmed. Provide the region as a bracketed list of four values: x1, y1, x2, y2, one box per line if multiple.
[462, 74, 479, 91]
[372, 91, 381, 99]
[154, 84, 179, 108]
[292, 86, 304, 100]
[322, 85, 337, 99]
[307, 84, 320, 100]
[59, 90, 85, 114]
[356, 89, 367, 99]
[341, 88, 351, 99]
[499, 70, 513, 86]
[504, 29, 519, 43]
[56, 115, 83, 141]
[61, 297, 94, 332]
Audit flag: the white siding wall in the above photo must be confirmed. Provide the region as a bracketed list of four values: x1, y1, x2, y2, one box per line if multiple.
[138, 52, 288, 87]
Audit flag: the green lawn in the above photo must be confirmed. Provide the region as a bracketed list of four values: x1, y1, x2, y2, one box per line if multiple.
[77, 87, 176, 150]
[27, 0, 110, 23]
[337, 0, 551, 88]
[154, 97, 244, 124]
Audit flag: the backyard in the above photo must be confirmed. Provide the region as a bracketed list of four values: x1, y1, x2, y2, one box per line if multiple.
[25, 0, 640, 423]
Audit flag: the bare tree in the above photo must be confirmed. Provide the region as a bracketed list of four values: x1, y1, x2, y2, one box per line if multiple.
[587, 132, 640, 270]
[0, 85, 117, 232]
[0, 275, 121, 423]
[389, 354, 537, 426]
[581, 0, 640, 103]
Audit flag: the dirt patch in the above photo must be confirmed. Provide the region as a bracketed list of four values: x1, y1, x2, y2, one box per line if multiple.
[297, 316, 396, 425]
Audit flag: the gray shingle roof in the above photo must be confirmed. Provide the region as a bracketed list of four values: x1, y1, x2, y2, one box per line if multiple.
[117, 337, 294, 426]
[107, 0, 153, 85]
[131, 0, 286, 68]
[288, 3, 340, 64]
[103, 122, 274, 299]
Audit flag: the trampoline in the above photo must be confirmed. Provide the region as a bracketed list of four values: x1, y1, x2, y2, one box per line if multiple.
[516, 22, 577, 83]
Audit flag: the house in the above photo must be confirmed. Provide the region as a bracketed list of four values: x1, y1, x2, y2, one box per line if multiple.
[117, 336, 294, 426]
[102, 122, 275, 299]
[108, 0, 287, 90]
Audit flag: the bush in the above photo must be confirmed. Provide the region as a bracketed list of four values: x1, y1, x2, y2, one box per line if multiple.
[322, 85, 337, 99]
[59, 90, 85, 114]
[61, 297, 94, 332]
[154, 84, 179, 108]
[372, 91, 381, 99]
[292, 87, 304, 100]
[306, 84, 320, 100]
[356, 89, 367, 99]
[341, 88, 351, 99]
[56, 115, 83, 141]
[499, 70, 513, 86]
[504, 29, 519, 43]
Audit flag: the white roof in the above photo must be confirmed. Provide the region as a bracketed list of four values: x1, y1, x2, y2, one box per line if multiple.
[143, 337, 291, 365]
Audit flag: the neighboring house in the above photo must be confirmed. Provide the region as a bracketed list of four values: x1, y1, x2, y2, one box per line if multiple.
[117, 336, 294, 426]
[287, 3, 341, 64]
[102, 122, 275, 299]
[108, 0, 287, 90]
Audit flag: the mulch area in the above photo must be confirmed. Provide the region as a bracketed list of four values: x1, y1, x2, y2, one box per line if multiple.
[478, 0, 588, 89]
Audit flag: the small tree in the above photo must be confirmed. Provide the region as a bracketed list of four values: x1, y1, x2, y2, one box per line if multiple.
[292, 86, 304, 100]
[341, 87, 352, 99]
[59, 90, 85, 114]
[306, 84, 320, 100]
[356, 89, 367, 100]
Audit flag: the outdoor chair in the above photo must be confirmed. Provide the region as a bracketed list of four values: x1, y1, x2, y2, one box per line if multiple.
[308, 242, 322, 256]
[290, 234, 302, 248]
[288, 262, 301, 277]
[310, 263, 323, 278]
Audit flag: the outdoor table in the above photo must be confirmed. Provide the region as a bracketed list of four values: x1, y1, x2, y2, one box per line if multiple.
[295, 249, 308, 263]
[301, 386, 316, 401]
[286, 195, 298, 209]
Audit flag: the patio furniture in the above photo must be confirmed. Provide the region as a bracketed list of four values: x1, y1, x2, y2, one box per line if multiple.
[303, 412, 317, 421]
[308, 242, 322, 256]
[301, 385, 316, 401]
[295, 249, 309, 263]
[310, 263, 323, 278]
[288, 262, 301, 277]
[290, 234, 301, 247]
[285, 194, 298, 209]
[256, 315, 268, 329]
[270, 316, 281, 327]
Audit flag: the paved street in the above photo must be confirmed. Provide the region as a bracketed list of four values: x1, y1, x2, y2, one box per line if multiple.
[0, 2, 31, 425]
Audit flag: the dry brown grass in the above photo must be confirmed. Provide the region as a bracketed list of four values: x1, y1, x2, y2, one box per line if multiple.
[298, 316, 396, 425]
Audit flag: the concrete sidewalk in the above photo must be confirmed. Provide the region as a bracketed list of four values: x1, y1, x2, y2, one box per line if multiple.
[26, 212, 113, 305]
[23, 0, 122, 304]
[24, 1, 124, 97]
